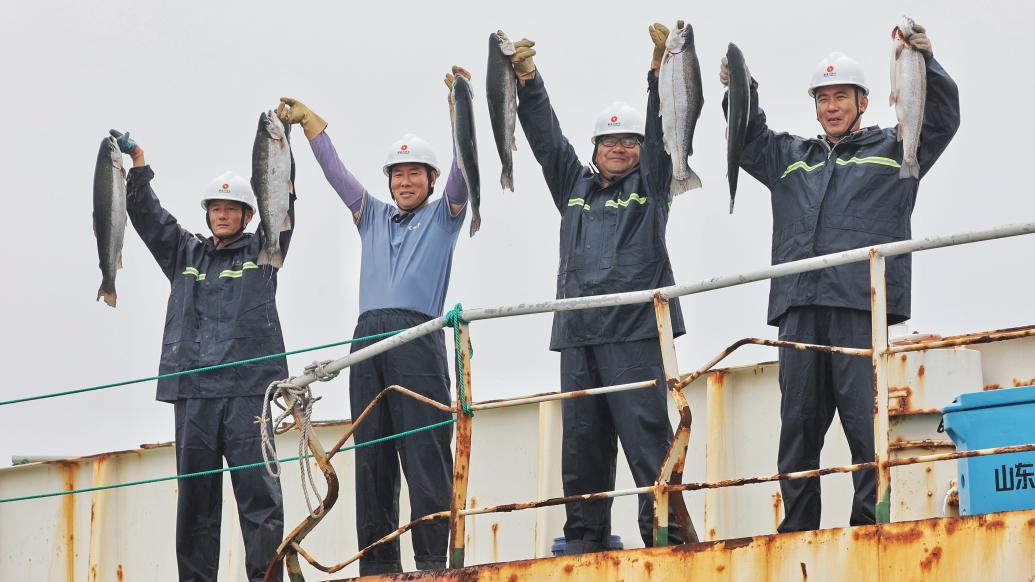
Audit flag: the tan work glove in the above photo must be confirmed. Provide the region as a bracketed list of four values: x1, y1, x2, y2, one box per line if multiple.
[276, 97, 328, 141]
[444, 65, 472, 121]
[719, 55, 729, 87]
[510, 37, 537, 85]
[906, 21, 932, 58]
[649, 20, 684, 71]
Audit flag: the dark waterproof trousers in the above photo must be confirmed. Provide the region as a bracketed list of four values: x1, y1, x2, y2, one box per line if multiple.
[559, 338, 684, 553]
[174, 396, 284, 582]
[777, 306, 876, 532]
[349, 309, 454, 575]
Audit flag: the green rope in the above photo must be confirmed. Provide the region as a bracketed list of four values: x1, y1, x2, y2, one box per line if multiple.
[0, 329, 407, 407]
[443, 303, 473, 417]
[0, 418, 457, 504]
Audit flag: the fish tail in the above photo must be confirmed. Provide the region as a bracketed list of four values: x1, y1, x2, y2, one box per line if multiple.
[899, 160, 920, 179]
[258, 247, 285, 269]
[469, 215, 481, 237]
[670, 169, 703, 196]
[97, 286, 117, 308]
[500, 171, 514, 192]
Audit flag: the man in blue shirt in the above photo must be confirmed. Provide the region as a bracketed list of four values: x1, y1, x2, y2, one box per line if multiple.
[277, 68, 470, 575]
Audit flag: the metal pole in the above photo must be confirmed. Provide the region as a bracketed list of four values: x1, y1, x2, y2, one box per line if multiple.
[448, 323, 474, 569]
[469, 380, 656, 411]
[870, 251, 892, 524]
[651, 295, 696, 545]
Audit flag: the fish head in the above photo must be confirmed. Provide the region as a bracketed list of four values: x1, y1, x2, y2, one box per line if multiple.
[106, 136, 123, 170]
[666, 22, 692, 53]
[899, 15, 917, 37]
[494, 30, 516, 56]
[262, 110, 286, 142]
[453, 73, 473, 98]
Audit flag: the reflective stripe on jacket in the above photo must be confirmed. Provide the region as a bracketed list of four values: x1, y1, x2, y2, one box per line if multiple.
[725, 57, 960, 325]
[126, 166, 294, 402]
[517, 71, 685, 350]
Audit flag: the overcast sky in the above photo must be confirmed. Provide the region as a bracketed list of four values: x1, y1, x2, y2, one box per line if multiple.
[1, 0, 1032, 469]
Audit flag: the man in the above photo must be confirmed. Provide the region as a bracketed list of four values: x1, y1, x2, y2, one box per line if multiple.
[276, 67, 470, 575]
[111, 129, 291, 581]
[505, 24, 690, 554]
[719, 23, 959, 531]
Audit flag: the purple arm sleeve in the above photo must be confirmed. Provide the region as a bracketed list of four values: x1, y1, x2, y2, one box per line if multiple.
[309, 132, 365, 215]
[443, 152, 468, 208]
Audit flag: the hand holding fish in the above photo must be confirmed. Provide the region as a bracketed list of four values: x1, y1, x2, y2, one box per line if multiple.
[108, 129, 145, 166]
[445, 66, 472, 120]
[509, 37, 537, 85]
[649, 20, 684, 71]
[276, 97, 327, 140]
[904, 21, 932, 58]
[719, 55, 729, 87]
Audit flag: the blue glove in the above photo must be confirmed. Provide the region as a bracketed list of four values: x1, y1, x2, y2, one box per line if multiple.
[109, 129, 143, 160]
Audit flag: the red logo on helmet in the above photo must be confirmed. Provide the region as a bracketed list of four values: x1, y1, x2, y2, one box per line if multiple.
[610, 115, 619, 123]
[222, 183, 230, 190]
[400, 144, 409, 151]
[826, 65, 834, 73]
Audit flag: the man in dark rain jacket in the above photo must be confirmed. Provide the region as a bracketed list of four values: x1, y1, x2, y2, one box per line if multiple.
[111, 129, 291, 581]
[505, 23, 691, 554]
[719, 22, 959, 531]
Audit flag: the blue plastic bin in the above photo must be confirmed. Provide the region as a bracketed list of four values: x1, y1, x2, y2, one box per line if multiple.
[941, 385, 1035, 515]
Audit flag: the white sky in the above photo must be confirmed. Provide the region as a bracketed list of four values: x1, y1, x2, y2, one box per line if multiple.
[1, 0, 1032, 469]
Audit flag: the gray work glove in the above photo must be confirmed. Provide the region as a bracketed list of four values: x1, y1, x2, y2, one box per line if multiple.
[906, 21, 932, 58]
[719, 55, 729, 88]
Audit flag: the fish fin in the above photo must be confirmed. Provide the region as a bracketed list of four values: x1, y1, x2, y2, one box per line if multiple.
[511, 136, 518, 151]
[897, 124, 904, 142]
[281, 213, 293, 231]
[670, 170, 703, 196]
[500, 172, 514, 192]
[117, 254, 123, 270]
[469, 215, 481, 237]
[97, 287, 117, 308]
[729, 198, 736, 214]
[899, 160, 920, 179]
[257, 248, 285, 269]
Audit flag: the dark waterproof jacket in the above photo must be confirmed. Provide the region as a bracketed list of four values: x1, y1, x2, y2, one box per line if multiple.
[518, 71, 685, 350]
[726, 57, 960, 326]
[126, 166, 294, 402]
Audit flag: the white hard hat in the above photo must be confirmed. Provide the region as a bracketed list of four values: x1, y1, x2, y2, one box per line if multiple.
[382, 134, 441, 176]
[201, 171, 258, 214]
[808, 52, 869, 97]
[591, 102, 645, 144]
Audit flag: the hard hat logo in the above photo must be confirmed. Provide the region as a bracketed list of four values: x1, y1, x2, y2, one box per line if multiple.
[610, 115, 619, 123]
[401, 144, 409, 151]
[826, 65, 834, 73]
[222, 183, 230, 190]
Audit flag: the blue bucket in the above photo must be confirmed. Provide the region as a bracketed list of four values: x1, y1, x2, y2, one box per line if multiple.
[942, 385, 1035, 515]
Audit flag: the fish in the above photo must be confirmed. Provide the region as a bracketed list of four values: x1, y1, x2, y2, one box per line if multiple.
[725, 42, 751, 214]
[451, 74, 482, 236]
[93, 135, 128, 308]
[658, 22, 704, 195]
[486, 30, 518, 192]
[890, 15, 926, 180]
[252, 110, 294, 268]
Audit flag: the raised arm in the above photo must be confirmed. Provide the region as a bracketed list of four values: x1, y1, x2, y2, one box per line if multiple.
[110, 130, 193, 281]
[508, 35, 585, 212]
[278, 97, 367, 222]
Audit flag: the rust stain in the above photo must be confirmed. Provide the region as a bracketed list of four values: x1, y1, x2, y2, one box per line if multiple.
[900, 354, 908, 363]
[490, 522, 500, 563]
[985, 519, 1006, 530]
[1012, 377, 1035, 387]
[716, 564, 726, 572]
[117, 564, 123, 581]
[644, 560, 654, 575]
[1027, 518, 1035, 528]
[800, 561, 808, 579]
[984, 384, 1002, 391]
[917, 364, 925, 378]
[59, 462, 78, 582]
[920, 545, 943, 571]
[563, 564, 574, 574]
[773, 490, 783, 532]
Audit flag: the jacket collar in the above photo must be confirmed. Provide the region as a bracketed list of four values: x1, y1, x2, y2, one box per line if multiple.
[203, 232, 253, 252]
